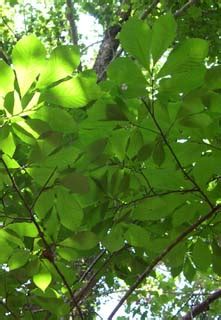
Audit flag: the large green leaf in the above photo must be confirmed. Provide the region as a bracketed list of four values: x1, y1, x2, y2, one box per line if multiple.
[60, 171, 89, 194]
[12, 35, 46, 96]
[151, 13, 176, 64]
[102, 224, 125, 253]
[119, 17, 151, 69]
[29, 106, 77, 133]
[6, 222, 38, 238]
[192, 239, 212, 271]
[37, 45, 80, 88]
[157, 39, 208, 95]
[107, 58, 147, 98]
[158, 38, 208, 78]
[8, 249, 30, 270]
[60, 231, 98, 250]
[56, 188, 83, 231]
[124, 224, 149, 249]
[43, 71, 100, 108]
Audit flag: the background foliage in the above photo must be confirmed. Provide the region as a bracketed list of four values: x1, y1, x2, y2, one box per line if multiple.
[1, 0, 221, 319]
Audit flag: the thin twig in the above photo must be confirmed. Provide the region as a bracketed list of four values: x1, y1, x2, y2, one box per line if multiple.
[78, 249, 106, 283]
[141, 98, 214, 209]
[109, 188, 198, 211]
[76, 253, 114, 304]
[140, 0, 160, 20]
[174, 0, 199, 17]
[108, 205, 220, 319]
[30, 167, 57, 210]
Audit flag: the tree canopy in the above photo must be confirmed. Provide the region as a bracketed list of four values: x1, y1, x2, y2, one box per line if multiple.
[1, 0, 221, 319]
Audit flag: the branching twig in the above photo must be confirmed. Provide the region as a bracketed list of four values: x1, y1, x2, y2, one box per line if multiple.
[66, 0, 82, 71]
[1, 158, 84, 320]
[109, 188, 198, 211]
[30, 167, 57, 210]
[108, 205, 220, 319]
[140, 0, 160, 20]
[182, 288, 221, 319]
[174, 0, 199, 17]
[75, 253, 114, 304]
[78, 249, 106, 283]
[141, 98, 214, 209]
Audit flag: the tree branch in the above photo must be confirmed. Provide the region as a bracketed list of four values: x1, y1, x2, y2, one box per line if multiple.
[78, 249, 106, 283]
[174, 0, 199, 18]
[66, 0, 82, 71]
[182, 288, 221, 319]
[140, 0, 160, 20]
[108, 205, 220, 319]
[66, 0, 79, 46]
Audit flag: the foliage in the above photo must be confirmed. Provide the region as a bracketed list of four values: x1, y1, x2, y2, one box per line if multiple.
[1, 0, 221, 319]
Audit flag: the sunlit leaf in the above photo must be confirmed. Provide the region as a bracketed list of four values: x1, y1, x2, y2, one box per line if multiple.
[33, 263, 52, 292]
[12, 35, 46, 96]
[119, 17, 151, 68]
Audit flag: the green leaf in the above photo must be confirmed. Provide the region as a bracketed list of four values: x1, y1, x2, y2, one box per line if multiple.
[108, 128, 129, 161]
[137, 143, 153, 161]
[152, 139, 165, 166]
[60, 172, 89, 194]
[0, 238, 14, 264]
[107, 57, 147, 98]
[56, 187, 83, 231]
[192, 239, 212, 271]
[43, 71, 100, 108]
[133, 197, 168, 221]
[33, 263, 52, 292]
[166, 242, 186, 268]
[43, 146, 80, 168]
[205, 66, 221, 90]
[158, 38, 208, 78]
[6, 222, 38, 238]
[34, 189, 55, 220]
[12, 35, 46, 96]
[119, 17, 151, 68]
[183, 257, 196, 282]
[172, 204, 196, 227]
[57, 247, 78, 261]
[2, 154, 20, 168]
[0, 60, 14, 98]
[27, 167, 57, 186]
[60, 231, 98, 250]
[102, 224, 125, 253]
[0, 128, 16, 157]
[8, 249, 29, 270]
[0, 229, 24, 248]
[30, 106, 76, 133]
[179, 113, 212, 128]
[124, 224, 149, 248]
[151, 13, 177, 64]
[158, 39, 208, 95]
[37, 45, 80, 88]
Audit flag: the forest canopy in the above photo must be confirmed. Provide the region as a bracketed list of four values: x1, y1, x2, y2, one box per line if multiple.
[1, 0, 221, 319]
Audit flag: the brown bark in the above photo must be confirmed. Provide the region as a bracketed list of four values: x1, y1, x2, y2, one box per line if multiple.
[182, 289, 221, 319]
